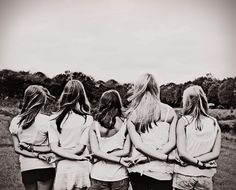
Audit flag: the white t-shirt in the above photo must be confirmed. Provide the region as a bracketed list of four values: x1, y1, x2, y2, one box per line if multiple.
[48, 112, 93, 152]
[9, 113, 55, 172]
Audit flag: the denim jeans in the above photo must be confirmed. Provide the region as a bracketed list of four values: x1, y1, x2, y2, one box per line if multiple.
[89, 178, 129, 190]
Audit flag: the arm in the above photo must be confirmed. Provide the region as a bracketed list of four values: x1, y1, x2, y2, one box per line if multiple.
[108, 133, 131, 157]
[194, 126, 221, 162]
[127, 118, 168, 161]
[176, 118, 204, 166]
[50, 142, 88, 161]
[48, 125, 88, 161]
[12, 135, 38, 158]
[19, 142, 51, 153]
[158, 108, 177, 154]
[64, 144, 86, 155]
[90, 127, 121, 163]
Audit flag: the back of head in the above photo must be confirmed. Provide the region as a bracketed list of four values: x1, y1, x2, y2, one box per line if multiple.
[95, 90, 123, 129]
[55, 80, 90, 133]
[19, 85, 51, 129]
[182, 85, 214, 130]
[127, 73, 161, 132]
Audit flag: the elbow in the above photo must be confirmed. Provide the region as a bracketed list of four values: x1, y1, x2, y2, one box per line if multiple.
[213, 151, 220, 160]
[178, 151, 188, 161]
[122, 149, 130, 157]
[14, 147, 22, 155]
[50, 146, 58, 154]
[169, 141, 176, 151]
[14, 149, 20, 155]
[91, 149, 101, 157]
[134, 143, 142, 152]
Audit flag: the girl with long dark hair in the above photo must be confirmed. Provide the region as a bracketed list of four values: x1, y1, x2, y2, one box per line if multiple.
[89, 90, 131, 190]
[9, 85, 56, 190]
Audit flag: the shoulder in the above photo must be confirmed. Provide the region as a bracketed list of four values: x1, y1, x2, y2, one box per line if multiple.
[11, 115, 21, 124]
[36, 113, 50, 123]
[207, 116, 221, 131]
[127, 110, 137, 122]
[9, 115, 21, 134]
[160, 103, 176, 120]
[177, 116, 190, 127]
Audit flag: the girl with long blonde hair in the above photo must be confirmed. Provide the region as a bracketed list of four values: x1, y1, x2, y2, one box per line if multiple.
[173, 85, 221, 190]
[9, 85, 56, 190]
[127, 73, 178, 190]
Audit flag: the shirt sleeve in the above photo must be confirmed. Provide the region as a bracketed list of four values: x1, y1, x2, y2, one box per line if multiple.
[48, 121, 60, 144]
[9, 116, 20, 135]
[79, 127, 90, 146]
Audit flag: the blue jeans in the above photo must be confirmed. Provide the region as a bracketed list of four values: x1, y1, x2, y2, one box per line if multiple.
[89, 178, 129, 190]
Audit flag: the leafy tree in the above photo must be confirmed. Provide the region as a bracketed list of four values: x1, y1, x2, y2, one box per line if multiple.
[218, 78, 236, 108]
[207, 82, 220, 106]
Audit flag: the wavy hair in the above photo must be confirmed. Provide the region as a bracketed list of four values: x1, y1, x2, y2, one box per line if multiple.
[182, 85, 215, 130]
[127, 73, 161, 133]
[95, 90, 123, 129]
[55, 80, 90, 133]
[18, 85, 54, 129]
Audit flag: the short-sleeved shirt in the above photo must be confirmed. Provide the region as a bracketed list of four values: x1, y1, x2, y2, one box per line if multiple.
[48, 112, 93, 153]
[9, 113, 55, 172]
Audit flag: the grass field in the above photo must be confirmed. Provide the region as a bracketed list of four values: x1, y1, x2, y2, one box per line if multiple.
[0, 104, 236, 190]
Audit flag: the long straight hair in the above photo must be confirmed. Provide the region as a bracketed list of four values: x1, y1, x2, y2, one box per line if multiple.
[182, 85, 215, 130]
[95, 90, 123, 129]
[18, 85, 54, 129]
[55, 80, 90, 133]
[127, 73, 161, 133]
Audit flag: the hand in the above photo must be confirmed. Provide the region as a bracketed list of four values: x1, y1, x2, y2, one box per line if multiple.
[75, 155, 90, 161]
[119, 157, 133, 167]
[37, 153, 49, 161]
[131, 155, 149, 165]
[204, 161, 217, 168]
[167, 154, 177, 163]
[83, 154, 94, 161]
[44, 153, 62, 164]
[174, 156, 187, 166]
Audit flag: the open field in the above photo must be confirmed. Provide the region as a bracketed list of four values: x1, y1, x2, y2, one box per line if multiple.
[0, 104, 236, 190]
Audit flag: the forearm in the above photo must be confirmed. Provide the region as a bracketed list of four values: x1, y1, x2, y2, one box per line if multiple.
[194, 152, 219, 162]
[20, 143, 51, 153]
[15, 148, 38, 158]
[135, 143, 167, 161]
[158, 142, 175, 154]
[51, 147, 82, 160]
[108, 149, 129, 157]
[32, 145, 51, 153]
[179, 151, 199, 165]
[64, 145, 86, 155]
[93, 150, 120, 163]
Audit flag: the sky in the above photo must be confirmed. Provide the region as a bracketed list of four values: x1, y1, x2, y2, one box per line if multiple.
[0, 0, 235, 84]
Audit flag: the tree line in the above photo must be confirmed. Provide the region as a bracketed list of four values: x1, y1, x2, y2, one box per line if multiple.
[0, 69, 235, 109]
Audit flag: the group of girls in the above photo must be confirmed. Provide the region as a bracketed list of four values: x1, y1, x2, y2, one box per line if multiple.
[9, 73, 221, 190]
